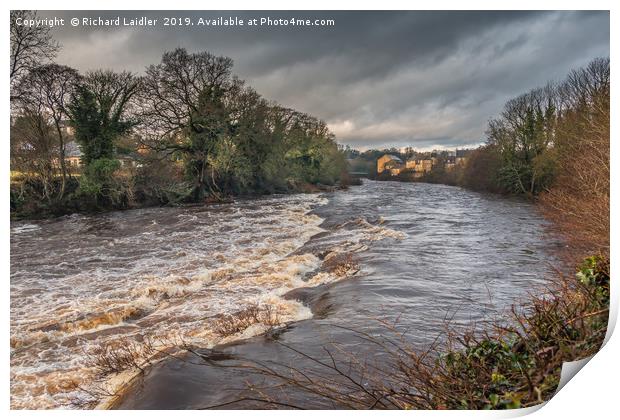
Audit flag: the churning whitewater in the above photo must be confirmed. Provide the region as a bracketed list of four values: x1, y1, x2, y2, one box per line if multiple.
[10, 190, 403, 409]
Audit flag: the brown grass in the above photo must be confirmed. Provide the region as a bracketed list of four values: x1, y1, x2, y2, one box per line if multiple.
[85, 337, 158, 377]
[213, 304, 282, 338]
[321, 252, 360, 277]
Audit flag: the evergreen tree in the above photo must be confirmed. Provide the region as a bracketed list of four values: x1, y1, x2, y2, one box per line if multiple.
[68, 71, 139, 165]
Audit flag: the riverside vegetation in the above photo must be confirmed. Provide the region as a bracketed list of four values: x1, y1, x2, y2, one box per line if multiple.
[10, 11, 347, 219]
[10, 11, 610, 410]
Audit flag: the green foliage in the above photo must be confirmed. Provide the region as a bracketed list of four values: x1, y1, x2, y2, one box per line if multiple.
[577, 256, 610, 305]
[209, 137, 253, 193]
[181, 85, 232, 200]
[440, 338, 531, 409]
[432, 254, 609, 409]
[178, 86, 345, 199]
[76, 158, 131, 209]
[67, 70, 139, 170]
[69, 87, 109, 164]
[487, 91, 557, 195]
[68, 85, 135, 165]
[12, 48, 347, 217]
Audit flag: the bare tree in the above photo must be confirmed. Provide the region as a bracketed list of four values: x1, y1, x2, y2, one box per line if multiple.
[83, 70, 141, 126]
[10, 10, 60, 100]
[137, 48, 237, 199]
[139, 48, 235, 142]
[10, 110, 59, 203]
[540, 57, 610, 257]
[17, 64, 81, 198]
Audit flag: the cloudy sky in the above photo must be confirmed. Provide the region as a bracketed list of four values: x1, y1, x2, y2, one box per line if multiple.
[41, 10, 609, 150]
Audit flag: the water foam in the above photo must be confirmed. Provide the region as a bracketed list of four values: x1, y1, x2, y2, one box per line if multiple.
[10, 193, 405, 409]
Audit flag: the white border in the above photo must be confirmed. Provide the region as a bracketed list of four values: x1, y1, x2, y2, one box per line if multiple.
[2, 2, 616, 419]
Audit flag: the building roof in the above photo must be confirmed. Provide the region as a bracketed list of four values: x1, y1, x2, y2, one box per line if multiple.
[118, 152, 143, 161]
[65, 141, 82, 158]
[383, 154, 402, 162]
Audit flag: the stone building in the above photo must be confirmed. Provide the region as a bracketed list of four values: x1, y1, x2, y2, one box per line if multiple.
[377, 154, 403, 174]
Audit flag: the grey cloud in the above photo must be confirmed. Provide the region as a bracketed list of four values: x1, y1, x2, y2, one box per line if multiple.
[39, 10, 609, 150]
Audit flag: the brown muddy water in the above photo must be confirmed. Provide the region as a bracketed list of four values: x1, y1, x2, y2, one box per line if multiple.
[10, 180, 561, 409]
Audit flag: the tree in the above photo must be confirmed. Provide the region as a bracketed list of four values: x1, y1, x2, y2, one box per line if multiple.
[10, 46, 347, 215]
[282, 112, 343, 185]
[460, 144, 502, 193]
[486, 85, 557, 195]
[185, 85, 233, 200]
[10, 10, 60, 101]
[540, 57, 610, 256]
[140, 48, 234, 140]
[68, 70, 141, 165]
[16, 64, 80, 198]
[10, 111, 59, 204]
[67, 70, 141, 207]
[227, 87, 276, 192]
[140, 48, 237, 199]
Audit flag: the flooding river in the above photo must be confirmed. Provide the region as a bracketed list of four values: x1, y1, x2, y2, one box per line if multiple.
[10, 180, 558, 409]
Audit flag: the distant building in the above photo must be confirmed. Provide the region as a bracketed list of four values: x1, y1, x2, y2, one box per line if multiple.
[64, 141, 82, 168]
[445, 156, 456, 171]
[118, 152, 143, 168]
[455, 149, 468, 166]
[374, 149, 476, 178]
[405, 158, 433, 173]
[377, 154, 403, 174]
[60, 142, 144, 170]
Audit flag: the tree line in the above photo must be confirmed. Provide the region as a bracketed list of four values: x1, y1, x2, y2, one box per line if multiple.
[474, 57, 608, 257]
[431, 58, 608, 202]
[465, 57, 609, 258]
[10, 11, 347, 217]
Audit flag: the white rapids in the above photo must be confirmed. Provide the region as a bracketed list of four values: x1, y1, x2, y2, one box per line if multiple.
[10, 192, 403, 409]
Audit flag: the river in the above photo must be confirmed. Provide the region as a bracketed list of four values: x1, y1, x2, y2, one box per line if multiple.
[10, 180, 559, 409]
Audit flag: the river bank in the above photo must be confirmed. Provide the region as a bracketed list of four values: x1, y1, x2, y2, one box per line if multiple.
[10, 179, 350, 222]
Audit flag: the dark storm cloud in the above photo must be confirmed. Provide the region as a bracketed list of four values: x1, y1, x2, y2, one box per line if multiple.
[39, 10, 609, 150]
